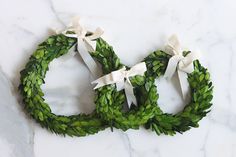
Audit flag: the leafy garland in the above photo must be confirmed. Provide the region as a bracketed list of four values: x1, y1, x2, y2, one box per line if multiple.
[93, 42, 213, 135]
[19, 33, 213, 137]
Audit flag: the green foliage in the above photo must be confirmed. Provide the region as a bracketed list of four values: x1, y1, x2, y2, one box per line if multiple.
[144, 51, 213, 135]
[92, 38, 159, 130]
[19, 34, 108, 137]
[19, 34, 213, 137]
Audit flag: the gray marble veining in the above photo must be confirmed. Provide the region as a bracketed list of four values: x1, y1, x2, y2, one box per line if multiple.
[0, 70, 34, 157]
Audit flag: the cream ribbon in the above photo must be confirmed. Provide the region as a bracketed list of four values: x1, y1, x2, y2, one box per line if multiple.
[164, 35, 199, 100]
[60, 17, 104, 78]
[92, 62, 147, 108]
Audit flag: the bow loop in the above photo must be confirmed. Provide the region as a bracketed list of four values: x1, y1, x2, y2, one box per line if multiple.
[87, 28, 104, 40]
[165, 34, 182, 56]
[126, 62, 147, 77]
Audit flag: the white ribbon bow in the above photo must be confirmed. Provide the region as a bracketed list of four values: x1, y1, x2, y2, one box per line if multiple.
[92, 62, 147, 108]
[61, 17, 104, 78]
[164, 35, 199, 100]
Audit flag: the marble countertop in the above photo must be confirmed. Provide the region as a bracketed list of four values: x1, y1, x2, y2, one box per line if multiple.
[1, 0, 236, 157]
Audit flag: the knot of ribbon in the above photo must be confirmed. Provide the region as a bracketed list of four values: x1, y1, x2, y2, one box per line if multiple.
[92, 62, 147, 108]
[61, 17, 104, 78]
[164, 35, 199, 100]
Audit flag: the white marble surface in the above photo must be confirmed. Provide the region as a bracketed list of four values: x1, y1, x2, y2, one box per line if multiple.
[0, 0, 236, 156]
[0, 70, 34, 157]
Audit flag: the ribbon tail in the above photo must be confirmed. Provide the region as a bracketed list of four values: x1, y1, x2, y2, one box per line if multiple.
[177, 70, 190, 101]
[124, 80, 137, 108]
[164, 55, 183, 79]
[77, 38, 101, 78]
[84, 38, 96, 52]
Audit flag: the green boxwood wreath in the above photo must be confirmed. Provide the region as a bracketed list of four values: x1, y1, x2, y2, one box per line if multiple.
[94, 41, 213, 135]
[92, 39, 160, 131]
[144, 51, 213, 135]
[19, 34, 111, 137]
